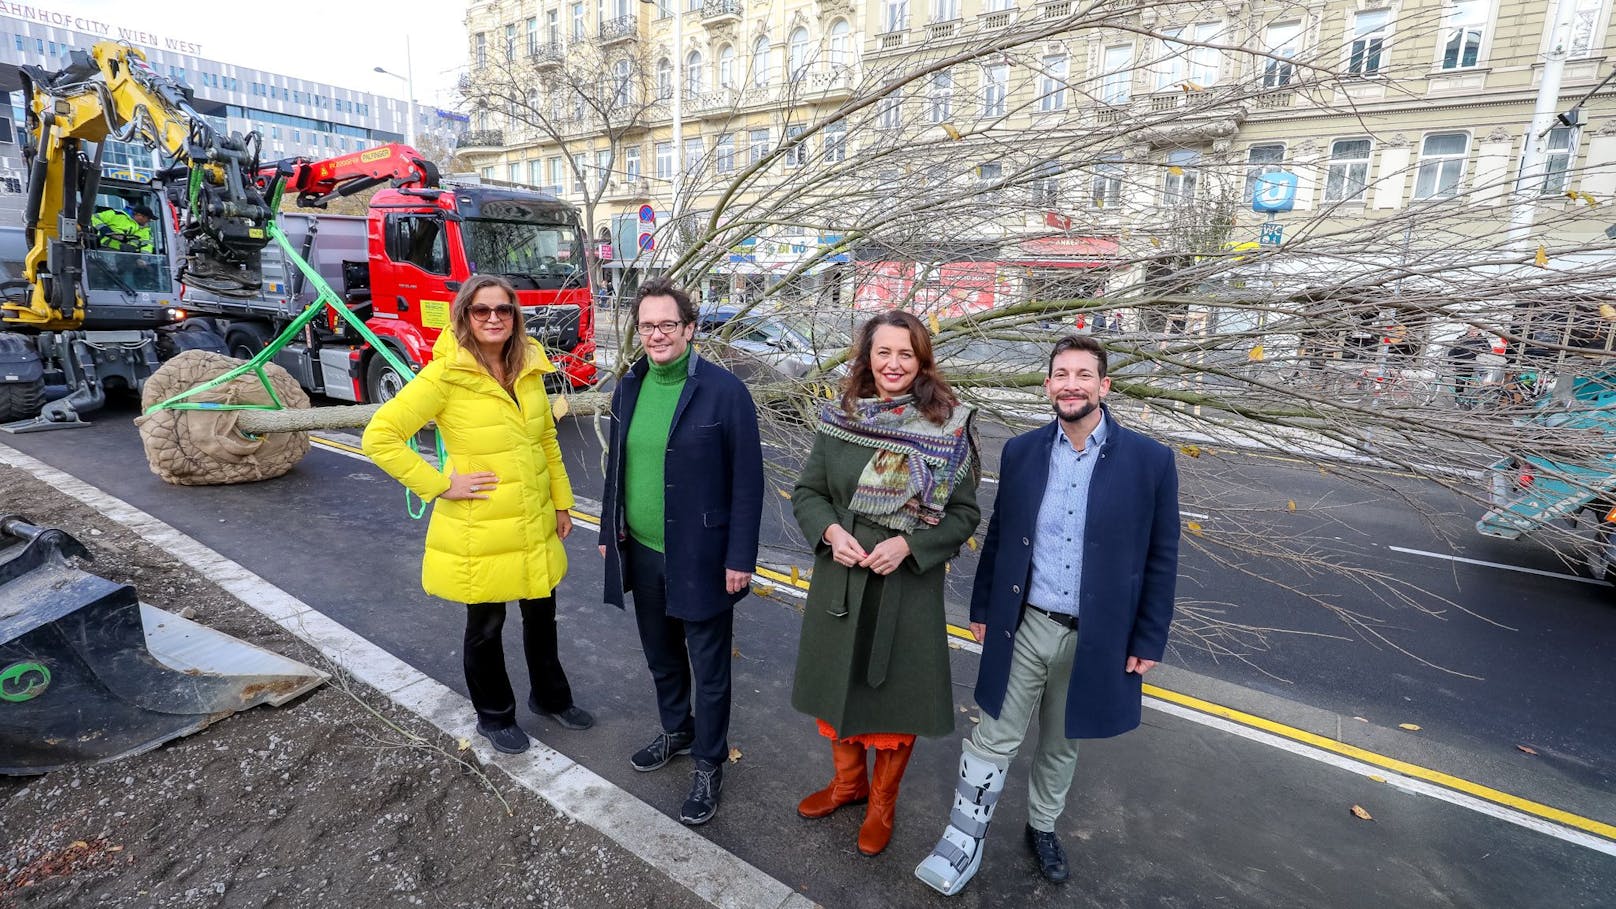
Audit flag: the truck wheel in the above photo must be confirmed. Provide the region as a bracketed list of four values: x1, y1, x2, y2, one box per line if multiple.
[225, 322, 273, 362]
[366, 350, 408, 404]
[0, 377, 45, 422]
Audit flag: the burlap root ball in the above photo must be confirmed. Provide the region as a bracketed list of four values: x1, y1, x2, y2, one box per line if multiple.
[135, 350, 313, 486]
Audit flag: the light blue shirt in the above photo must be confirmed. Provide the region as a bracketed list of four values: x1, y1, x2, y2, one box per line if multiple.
[1027, 414, 1108, 618]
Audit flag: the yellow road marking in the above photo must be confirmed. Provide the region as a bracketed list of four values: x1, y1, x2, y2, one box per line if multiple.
[318, 436, 1611, 843]
[312, 435, 365, 456]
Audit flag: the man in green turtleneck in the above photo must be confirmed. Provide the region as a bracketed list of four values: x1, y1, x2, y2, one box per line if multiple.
[598, 277, 764, 827]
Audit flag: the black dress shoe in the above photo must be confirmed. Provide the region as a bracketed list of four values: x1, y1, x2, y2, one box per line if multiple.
[1025, 824, 1069, 883]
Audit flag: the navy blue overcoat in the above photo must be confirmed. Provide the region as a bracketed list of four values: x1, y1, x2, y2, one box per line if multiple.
[599, 351, 764, 621]
[970, 409, 1179, 739]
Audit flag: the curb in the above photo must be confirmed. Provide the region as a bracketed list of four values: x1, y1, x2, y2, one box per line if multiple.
[0, 442, 815, 909]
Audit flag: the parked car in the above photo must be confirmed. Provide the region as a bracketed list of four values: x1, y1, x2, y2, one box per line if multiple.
[697, 305, 851, 385]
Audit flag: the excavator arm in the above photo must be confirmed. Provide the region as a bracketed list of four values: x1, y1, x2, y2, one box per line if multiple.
[259, 143, 441, 209]
[4, 42, 274, 330]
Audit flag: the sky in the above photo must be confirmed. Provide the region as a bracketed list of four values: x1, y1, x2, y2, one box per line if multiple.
[42, 0, 470, 107]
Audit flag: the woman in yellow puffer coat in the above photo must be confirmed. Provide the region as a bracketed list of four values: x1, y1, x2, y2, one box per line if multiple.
[363, 274, 594, 754]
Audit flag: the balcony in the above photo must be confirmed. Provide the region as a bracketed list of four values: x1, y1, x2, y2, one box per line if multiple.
[804, 66, 856, 98]
[598, 15, 638, 45]
[457, 129, 505, 150]
[926, 18, 961, 40]
[700, 0, 741, 24]
[979, 9, 1012, 30]
[531, 41, 565, 68]
[1149, 94, 1180, 112]
[608, 177, 649, 201]
[1039, 0, 1071, 18]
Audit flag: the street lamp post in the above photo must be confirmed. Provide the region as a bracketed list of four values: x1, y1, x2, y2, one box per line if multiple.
[374, 36, 418, 148]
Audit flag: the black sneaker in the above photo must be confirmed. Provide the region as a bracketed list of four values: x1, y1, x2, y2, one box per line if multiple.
[1025, 825, 1069, 883]
[630, 730, 695, 772]
[476, 720, 530, 755]
[680, 760, 724, 826]
[550, 706, 596, 730]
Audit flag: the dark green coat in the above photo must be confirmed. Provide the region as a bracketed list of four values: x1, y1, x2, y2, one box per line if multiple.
[790, 430, 980, 738]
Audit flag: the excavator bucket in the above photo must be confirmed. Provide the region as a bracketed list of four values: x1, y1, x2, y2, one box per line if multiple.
[0, 515, 325, 775]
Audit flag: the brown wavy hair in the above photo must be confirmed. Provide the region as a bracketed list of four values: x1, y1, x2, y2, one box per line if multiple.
[841, 310, 958, 424]
[451, 274, 528, 391]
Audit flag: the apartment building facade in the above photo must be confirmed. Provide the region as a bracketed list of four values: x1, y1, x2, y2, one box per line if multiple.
[458, 0, 1616, 310]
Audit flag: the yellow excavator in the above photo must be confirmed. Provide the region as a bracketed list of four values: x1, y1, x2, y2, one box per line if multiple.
[0, 41, 275, 428]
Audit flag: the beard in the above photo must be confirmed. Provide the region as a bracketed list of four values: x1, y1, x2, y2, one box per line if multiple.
[1052, 396, 1097, 424]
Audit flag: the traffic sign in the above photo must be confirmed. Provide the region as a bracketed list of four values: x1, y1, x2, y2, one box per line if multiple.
[1252, 172, 1298, 213]
[637, 232, 654, 252]
[638, 204, 655, 223]
[1259, 221, 1283, 246]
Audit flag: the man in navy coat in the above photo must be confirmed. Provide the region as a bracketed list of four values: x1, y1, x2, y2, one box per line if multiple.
[917, 334, 1179, 894]
[599, 277, 764, 825]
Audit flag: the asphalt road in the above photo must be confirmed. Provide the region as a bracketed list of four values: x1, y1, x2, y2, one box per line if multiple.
[4, 398, 1613, 907]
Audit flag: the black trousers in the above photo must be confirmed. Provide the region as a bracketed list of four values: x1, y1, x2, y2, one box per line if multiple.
[627, 538, 733, 766]
[463, 597, 574, 728]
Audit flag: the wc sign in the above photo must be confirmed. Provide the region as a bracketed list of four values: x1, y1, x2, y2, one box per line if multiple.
[1252, 172, 1298, 213]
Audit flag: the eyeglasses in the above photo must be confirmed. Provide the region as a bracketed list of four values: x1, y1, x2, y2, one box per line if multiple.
[636, 320, 685, 337]
[469, 303, 517, 322]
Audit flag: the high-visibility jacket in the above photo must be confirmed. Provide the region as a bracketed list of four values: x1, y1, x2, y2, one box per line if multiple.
[92, 209, 152, 252]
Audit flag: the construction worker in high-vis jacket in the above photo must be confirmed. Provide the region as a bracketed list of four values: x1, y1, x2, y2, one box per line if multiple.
[92, 204, 154, 253]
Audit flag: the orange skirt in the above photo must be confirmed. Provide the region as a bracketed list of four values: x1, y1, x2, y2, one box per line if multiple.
[817, 718, 915, 751]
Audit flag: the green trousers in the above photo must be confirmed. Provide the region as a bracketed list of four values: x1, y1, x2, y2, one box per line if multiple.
[964, 608, 1081, 832]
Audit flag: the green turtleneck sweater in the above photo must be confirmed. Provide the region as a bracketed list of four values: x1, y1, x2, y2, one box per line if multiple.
[624, 347, 690, 553]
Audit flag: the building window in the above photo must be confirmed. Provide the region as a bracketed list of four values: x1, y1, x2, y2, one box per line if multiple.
[529, 159, 544, 186]
[981, 63, 1008, 118]
[929, 70, 953, 122]
[885, 0, 908, 33]
[1188, 22, 1221, 86]
[748, 128, 770, 164]
[1263, 20, 1301, 87]
[683, 136, 704, 175]
[1031, 160, 1062, 208]
[1349, 9, 1390, 75]
[547, 10, 560, 45]
[571, 2, 586, 42]
[978, 161, 1003, 184]
[1540, 125, 1577, 195]
[1162, 150, 1198, 205]
[1155, 27, 1186, 91]
[1323, 138, 1371, 203]
[718, 45, 736, 88]
[1038, 54, 1068, 112]
[785, 125, 808, 167]
[625, 146, 641, 180]
[509, 162, 522, 184]
[933, 0, 960, 22]
[877, 90, 903, 129]
[752, 35, 772, 86]
[1440, 0, 1486, 70]
[1091, 154, 1124, 208]
[657, 58, 673, 99]
[505, 24, 517, 61]
[475, 32, 487, 67]
[548, 157, 565, 195]
[1101, 45, 1132, 105]
[655, 142, 673, 181]
[685, 51, 704, 95]
[573, 157, 586, 193]
[824, 120, 847, 162]
[1243, 143, 1286, 201]
[788, 27, 811, 78]
[1414, 132, 1469, 199]
[714, 134, 736, 173]
[829, 19, 851, 67]
[1569, 0, 1606, 58]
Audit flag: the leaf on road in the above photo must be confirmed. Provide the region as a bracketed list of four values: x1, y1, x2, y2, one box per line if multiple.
[754, 582, 775, 596]
[1369, 775, 1387, 783]
[966, 536, 978, 550]
[779, 489, 792, 499]
[1352, 716, 1368, 722]
[731, 647, 742, 659]
[728, 747, 743, 764]
[1517, 744, 1538, 755]
[1287, 500, 1297, 512]
[790, 565, 801, 583]
[457, 737, 472, 751]
[1398, 723, 1421, 731]
[968, 715, 981, 724]
[1350, 805, 1374, 821]
[1180, 444, 1202, 458]
[1185, 521, 1203, 536]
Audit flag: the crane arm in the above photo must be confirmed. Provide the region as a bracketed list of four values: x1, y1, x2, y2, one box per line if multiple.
[261, 143, 442, 209]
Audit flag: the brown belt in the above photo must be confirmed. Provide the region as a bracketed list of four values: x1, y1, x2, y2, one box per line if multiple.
[1026, 603, 1079, 631]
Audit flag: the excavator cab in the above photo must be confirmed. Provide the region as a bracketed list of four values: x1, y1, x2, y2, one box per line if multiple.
[85, 189, 172, 295]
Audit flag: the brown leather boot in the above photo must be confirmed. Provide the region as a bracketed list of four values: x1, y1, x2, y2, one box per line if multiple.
[797, 739, 869, 819]
[857, 741, 915, 856]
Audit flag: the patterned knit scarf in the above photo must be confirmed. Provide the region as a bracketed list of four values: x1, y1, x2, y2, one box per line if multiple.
[818, 395, 977, 533]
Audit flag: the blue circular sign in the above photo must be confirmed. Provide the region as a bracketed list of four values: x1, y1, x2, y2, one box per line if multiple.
[638, 205, 656, 223]
[637, 232, 654, 252]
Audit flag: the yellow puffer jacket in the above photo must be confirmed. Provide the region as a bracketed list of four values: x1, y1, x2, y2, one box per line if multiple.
[362, 331, 575, 604]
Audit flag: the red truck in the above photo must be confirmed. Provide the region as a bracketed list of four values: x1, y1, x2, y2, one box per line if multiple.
[187, 145, 597, 403]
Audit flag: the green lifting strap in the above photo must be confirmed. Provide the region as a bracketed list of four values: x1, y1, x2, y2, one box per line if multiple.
[142, 221, 443, 519]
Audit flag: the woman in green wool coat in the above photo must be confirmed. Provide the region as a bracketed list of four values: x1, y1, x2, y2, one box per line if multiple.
[790, 309, 980, 858]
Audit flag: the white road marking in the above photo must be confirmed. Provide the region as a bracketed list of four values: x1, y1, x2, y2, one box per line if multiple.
[1387, 546, 1607, 587]
[0, 442, 813, 909]
[1180, 510, 1210, 520]
[1147, 697, 1616, 858]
